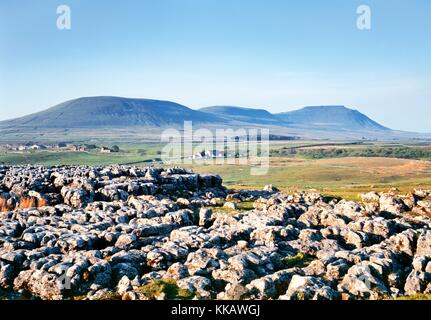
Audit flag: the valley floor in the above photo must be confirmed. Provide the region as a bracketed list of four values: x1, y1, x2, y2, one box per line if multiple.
[1, 155, 431, 198]
[1, 140, 431, 200]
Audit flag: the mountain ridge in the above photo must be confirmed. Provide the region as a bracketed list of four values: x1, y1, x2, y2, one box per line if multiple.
[0, 97, 395, 137]
[199, 106, 282, 125]
[0, 96, 223, 128]
[275, 105, 390, 131]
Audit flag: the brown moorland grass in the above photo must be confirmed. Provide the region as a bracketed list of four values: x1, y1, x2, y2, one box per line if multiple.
[184, 157, 431, 200]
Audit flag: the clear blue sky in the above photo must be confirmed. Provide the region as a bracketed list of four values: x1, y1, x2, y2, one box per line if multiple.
[0, 0, 430, 132]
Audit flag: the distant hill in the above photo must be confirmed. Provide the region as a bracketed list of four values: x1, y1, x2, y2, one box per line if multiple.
[199, 106, 281, 125]
[0, 97, 401, 139]
[275, 105, 390, 131]
[0, 96, 223, 128]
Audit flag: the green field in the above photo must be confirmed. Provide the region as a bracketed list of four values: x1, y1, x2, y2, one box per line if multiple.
[0, 143, 165, 166]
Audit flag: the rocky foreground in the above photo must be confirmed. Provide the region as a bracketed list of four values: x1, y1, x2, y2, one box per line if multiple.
[0, 165, 431, 300]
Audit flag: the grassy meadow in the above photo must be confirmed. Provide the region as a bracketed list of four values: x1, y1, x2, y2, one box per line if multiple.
[0, 143, 165, 166]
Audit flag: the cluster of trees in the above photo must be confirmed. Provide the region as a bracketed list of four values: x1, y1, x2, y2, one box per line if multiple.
[111, 145, 120, 152]
[298, 147, 431, 160]
[273, 146, 431, 160]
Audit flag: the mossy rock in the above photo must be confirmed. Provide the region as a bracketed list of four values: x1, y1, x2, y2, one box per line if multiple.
[136, 279, 194, 300]
[282, 253, 314, 268]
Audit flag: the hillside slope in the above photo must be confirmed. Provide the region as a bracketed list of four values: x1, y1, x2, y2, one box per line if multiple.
[275, 105, 390, 131]
[0, 96, 223, 128]
[200, 106, 282, 125]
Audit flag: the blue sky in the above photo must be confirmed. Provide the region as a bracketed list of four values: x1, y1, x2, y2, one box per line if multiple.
[0, 0, 430, 132]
